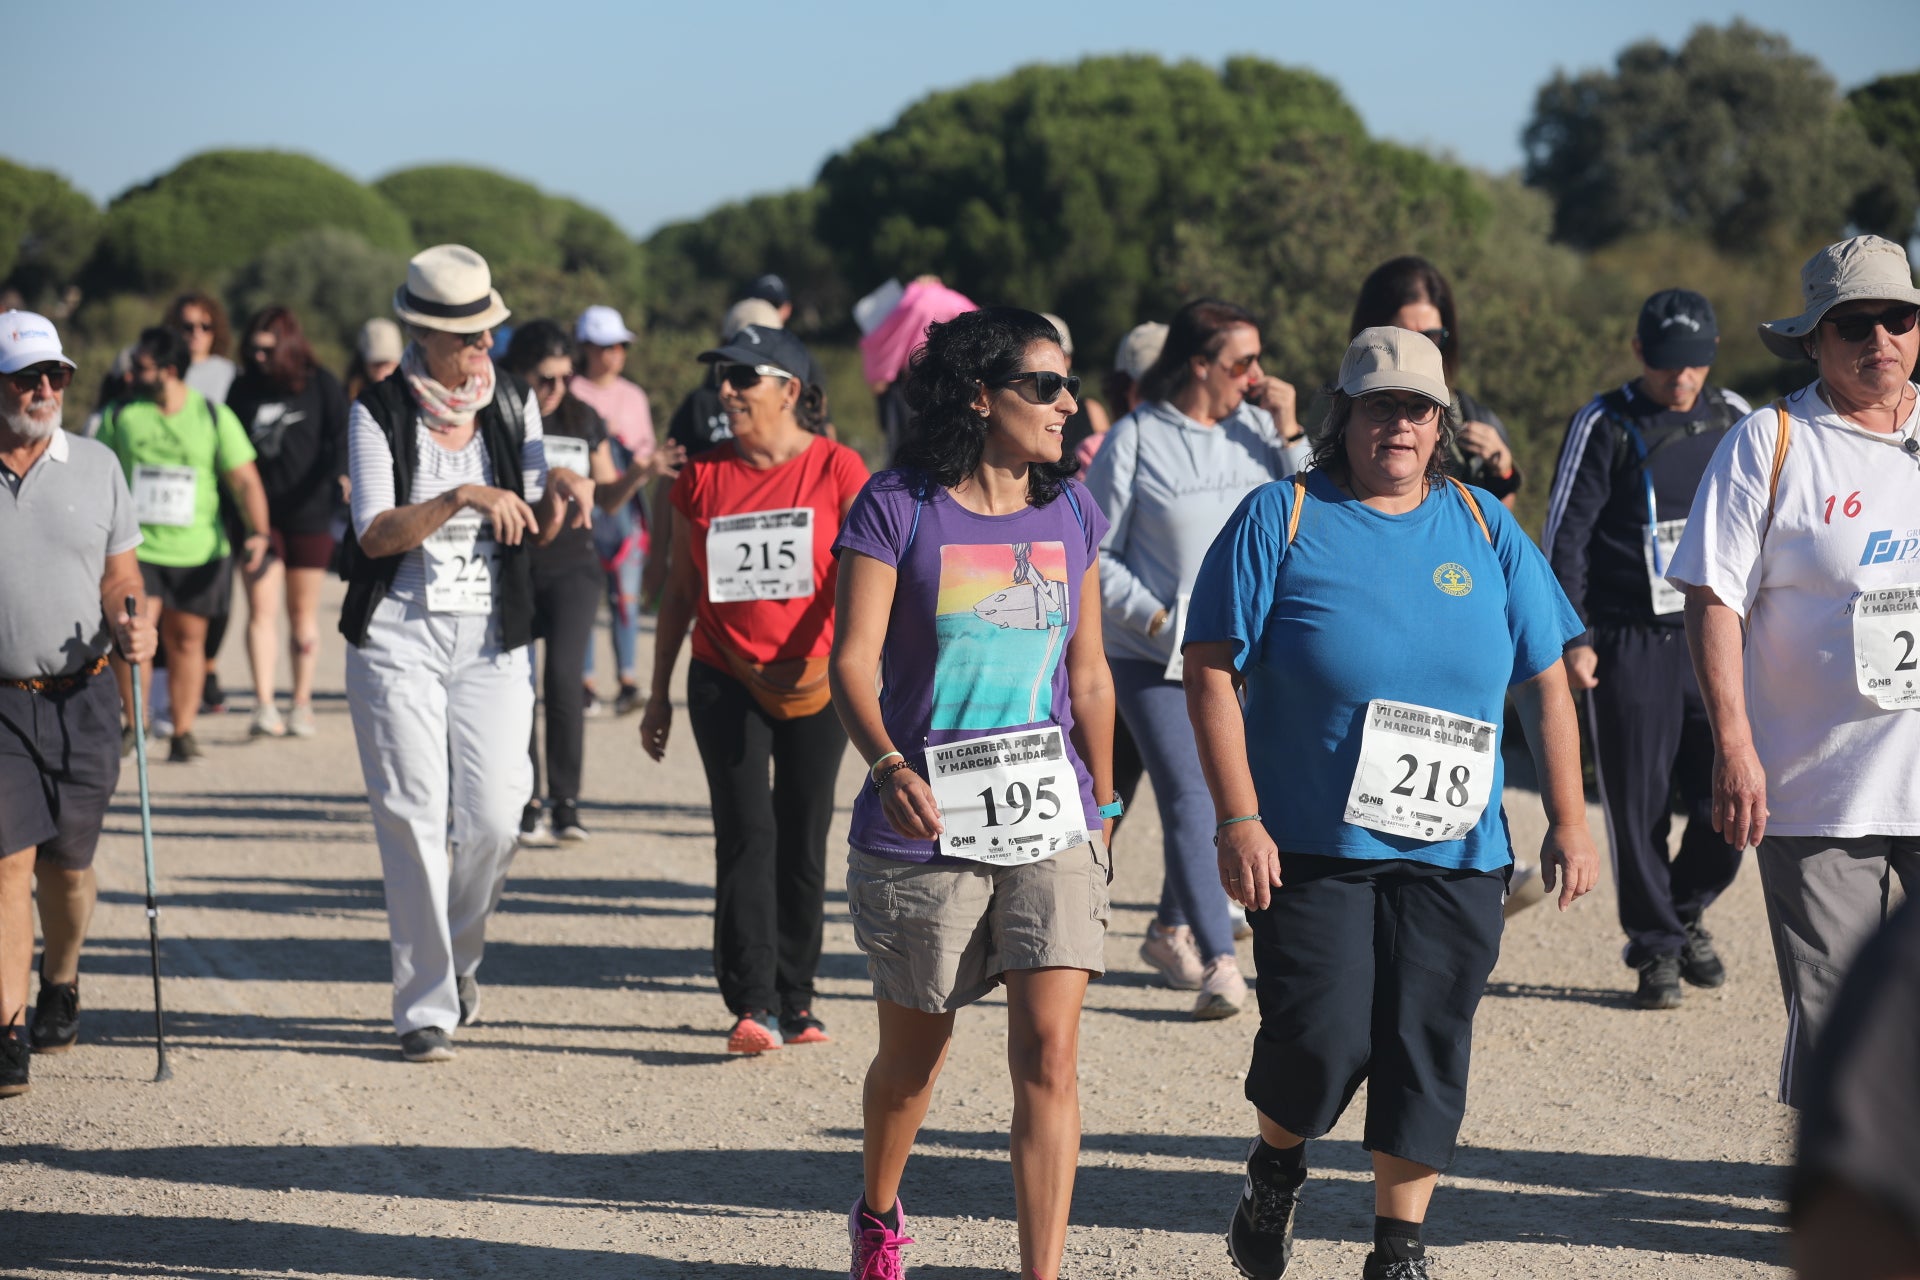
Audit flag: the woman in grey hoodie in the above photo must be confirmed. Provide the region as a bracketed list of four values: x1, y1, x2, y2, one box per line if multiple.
[1084, 298, 1309, 1018]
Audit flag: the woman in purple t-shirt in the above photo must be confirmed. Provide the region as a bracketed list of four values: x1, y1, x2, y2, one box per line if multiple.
[830, 308, 1118, 1280]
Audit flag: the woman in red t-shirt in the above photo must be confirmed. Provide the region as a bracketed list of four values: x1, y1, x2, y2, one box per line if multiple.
[641, 325, 869, 1054]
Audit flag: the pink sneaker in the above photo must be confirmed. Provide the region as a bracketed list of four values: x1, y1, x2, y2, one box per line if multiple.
[848, 1196, 912, 1279]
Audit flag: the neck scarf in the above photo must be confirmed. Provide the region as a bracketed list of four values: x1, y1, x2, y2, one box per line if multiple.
[402, 342, 496, 432]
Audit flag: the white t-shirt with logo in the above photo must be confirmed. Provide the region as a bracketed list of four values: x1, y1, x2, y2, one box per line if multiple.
[1667, 381, 1920, 837]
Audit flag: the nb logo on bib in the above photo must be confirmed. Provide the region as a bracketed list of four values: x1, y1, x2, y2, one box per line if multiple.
[1432, 563, 1473, 597]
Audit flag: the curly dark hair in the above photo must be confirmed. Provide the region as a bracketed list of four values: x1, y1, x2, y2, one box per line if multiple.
[897, 307, 1077, 505]
[1308, 390, 1460, 487]
[502, 318, 575, 375]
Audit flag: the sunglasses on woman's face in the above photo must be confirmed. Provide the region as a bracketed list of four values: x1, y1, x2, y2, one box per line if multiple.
[1823, 304, 1920, 344]
[532, 372, 570, 390]
[1358, 392, 1441, 426]
[5, 364, 74, 394]
[1217, 353, 1259, 378]
[716, 362, 796, 391]
[1421, 326, 1451, 349]
[993, 370, 1081, 404]
[178, 320, 213, 334]
[247, 343, 275, 361]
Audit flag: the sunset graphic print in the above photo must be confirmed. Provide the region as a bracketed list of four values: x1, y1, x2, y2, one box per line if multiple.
[931, 541, 1071, 731]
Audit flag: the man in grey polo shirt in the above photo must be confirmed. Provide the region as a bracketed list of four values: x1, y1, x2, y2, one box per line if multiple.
[0, 311, 153, 1099]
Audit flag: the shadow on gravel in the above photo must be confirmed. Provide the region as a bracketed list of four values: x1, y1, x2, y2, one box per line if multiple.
[8, 1211, 823, 1279]
[11, 1134, 1784, 1261]
[1483, 980, 1638, 1009]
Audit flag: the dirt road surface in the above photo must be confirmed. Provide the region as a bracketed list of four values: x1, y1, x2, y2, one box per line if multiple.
[3, 586, 1794, 1278]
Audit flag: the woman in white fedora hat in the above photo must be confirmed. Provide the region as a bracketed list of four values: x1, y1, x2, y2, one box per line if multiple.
[1668, 232, 1920, 1109]
[338, 244, 595, 1062]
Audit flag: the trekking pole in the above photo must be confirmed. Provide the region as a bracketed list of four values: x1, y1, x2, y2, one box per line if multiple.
[124, 596, 172, 1084]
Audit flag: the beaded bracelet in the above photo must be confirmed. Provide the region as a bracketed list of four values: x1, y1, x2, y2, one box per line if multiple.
[868, 749, 904, 782]
[872, 759, 914, 793]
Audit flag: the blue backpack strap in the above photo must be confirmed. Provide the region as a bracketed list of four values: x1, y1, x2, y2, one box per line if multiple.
[903, 495, 924, 558]
[1061, 480, 1087, 534]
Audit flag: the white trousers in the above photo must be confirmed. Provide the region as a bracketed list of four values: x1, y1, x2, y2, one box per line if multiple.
[345, 596, 533, 1035]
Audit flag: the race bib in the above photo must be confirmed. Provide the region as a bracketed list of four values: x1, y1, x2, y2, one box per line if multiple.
[1853, 585, 1920, 709]
[132, 464, 197, 528]
[1343, 699, 1497, 842]
[1162, 591, 1191, 682]
[926, 726, 1089, 865]
[543, 435, 591, 478]
[423, 513, 500, 614]
[1644, 518, 1687, 617]
[706, 507, 814, 602]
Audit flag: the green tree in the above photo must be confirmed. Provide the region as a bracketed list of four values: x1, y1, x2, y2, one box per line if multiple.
[1522, 22, 1915, 251]
[0, 159, 100, 302]
[814, 54, 1366, 360]
[1848, 71, 1920, 238]
[225, 227, 409, 361]
[374, 166, 645, 313]
[645, 187, 842, 336]
[88, 150, 413, 293]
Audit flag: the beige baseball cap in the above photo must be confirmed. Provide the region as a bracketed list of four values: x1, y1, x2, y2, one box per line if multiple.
[1759, 234, 1920, 361]
[1337, 326, 1449, 406]
[1113, 321, 1168, 381]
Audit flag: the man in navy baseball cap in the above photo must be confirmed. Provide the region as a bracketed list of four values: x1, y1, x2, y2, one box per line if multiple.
[743, 275, 792, 324]
[1636, 288, 1719, 369]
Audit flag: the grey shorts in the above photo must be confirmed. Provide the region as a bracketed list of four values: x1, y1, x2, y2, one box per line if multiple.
[0, 675, 123, 871]
[846, 836, 1111, 1013]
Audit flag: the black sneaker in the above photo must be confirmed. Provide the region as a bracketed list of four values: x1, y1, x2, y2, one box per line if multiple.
[29, 971, 78, 1053]
[457, 975, 481, 1027]
[780, 1009, 830, 1045]
[121, 724, 137, 758]
[613, 682, 643, 717]
[168, 732, 204, 764]
[400, 1027, 455, 1062]
[1227, 1140, 1302, 1279]
[0, 1032, 28, 1098]
[1634, 953, 1684, 1010]
[1679, 918, 1726, 988]
[518, 802, 557, 848]
[200, 673, 226, 714]
[1362, 1255, 1433, 1280]
[551, 802, 589, 843]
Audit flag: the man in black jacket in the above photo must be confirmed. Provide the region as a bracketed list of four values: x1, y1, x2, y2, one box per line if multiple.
[1543, 289, 1751, 1011]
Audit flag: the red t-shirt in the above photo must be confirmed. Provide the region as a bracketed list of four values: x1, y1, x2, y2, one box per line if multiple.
[670, 436, 870, 667]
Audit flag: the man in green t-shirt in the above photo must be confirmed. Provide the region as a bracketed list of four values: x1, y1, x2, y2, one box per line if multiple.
[96, 326, 269, 763]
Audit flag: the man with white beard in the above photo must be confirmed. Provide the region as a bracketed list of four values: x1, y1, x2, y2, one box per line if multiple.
[0, 311, 154, 1099]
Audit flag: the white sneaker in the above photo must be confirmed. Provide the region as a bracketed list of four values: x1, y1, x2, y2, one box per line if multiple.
[518, 806, 558, 848]
[287, 704, 317, 738]
[249, 703, 286, 738]
[1194, 956, 1248, 1020]
[1228, 900, 1253, 940]
[1504, 861, 1548, 917]
[1139, 921, 1205, 990]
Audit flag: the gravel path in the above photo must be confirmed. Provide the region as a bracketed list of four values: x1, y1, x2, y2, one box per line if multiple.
[2, 584, 1793, 1278]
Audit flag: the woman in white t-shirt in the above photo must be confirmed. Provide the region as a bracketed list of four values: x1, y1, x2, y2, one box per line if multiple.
[1668, 233, 1920, 1109]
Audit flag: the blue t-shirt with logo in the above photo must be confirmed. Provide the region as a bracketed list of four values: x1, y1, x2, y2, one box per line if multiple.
[1184, 469, 1582, 871]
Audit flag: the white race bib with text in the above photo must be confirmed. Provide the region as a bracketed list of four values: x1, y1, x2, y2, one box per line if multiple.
[927, 726, 1089, 865]
[133, 464, 197, 528]
[423, 513, 500, 614]
[1853, 585, 1920, 709]
[1645, 518, 1687, 617]
[1162, 590, 1192, 682]
[706, 507, 814, 602]
[1343, 699, 1497, 842]
[543, 435, 591, 478]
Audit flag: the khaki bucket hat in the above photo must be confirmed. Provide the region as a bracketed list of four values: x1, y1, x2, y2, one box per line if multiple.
[1758, 234, 1920, 361]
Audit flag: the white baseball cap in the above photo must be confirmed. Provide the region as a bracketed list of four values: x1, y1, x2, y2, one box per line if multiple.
[0, 310, 76, 374]
[575, 305, 636, 346]
[1337, 326, 1450, 406]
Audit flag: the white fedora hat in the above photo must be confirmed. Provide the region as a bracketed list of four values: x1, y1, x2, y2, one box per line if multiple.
[392, 244, 511, 334]
[1759, 234, 1920, 361]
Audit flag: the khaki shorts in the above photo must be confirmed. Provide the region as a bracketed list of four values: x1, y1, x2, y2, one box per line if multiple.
[846, 836, 1111, 1013]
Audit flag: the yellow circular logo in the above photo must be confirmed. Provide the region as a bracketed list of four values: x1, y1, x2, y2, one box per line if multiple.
[1433, 563, 1473, 596]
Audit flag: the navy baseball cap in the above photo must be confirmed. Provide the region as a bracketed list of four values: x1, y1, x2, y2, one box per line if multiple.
[698, 324, 816, 387]
[1637, 289, 1719, 369]
[744, 274, 790, 308]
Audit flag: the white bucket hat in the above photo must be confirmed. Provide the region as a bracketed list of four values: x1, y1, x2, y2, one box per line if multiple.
[1759, 234, 1920, 361]
[392, 244, 511, 334]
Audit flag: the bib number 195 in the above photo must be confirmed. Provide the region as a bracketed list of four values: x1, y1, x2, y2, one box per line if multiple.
[977, 776, 1063, 828]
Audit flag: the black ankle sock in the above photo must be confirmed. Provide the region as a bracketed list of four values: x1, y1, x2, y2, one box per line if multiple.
[1374, 1216, 1424, 1262]
[860, 1197, 900, 1230]
[1249, 1137, 1306, 1182]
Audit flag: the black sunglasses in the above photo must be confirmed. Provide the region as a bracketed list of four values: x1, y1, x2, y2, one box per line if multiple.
[1823, 304, 1919, 344]
[715, 362, 796, 391]
[1420, 326, 1451, 349]
[5, 364, 74, 394]
[993, 371, 1081, 404]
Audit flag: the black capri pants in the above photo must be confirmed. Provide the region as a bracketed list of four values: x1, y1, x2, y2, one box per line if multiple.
[1246, 853, 1506, 1173]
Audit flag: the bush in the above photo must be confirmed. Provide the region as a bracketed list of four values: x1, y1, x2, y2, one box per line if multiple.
[88, 150, 413, 293]
[225, 227, 410, 369]
[0, 159, 100, 302]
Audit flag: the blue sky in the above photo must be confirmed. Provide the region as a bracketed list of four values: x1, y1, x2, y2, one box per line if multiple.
[14, 0, 1918, 237]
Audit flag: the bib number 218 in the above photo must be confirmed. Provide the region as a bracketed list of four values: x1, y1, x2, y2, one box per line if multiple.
[1391, 755, 1474, 808]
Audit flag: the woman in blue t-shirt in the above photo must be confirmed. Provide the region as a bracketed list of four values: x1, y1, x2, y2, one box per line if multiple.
[830, 308, 1118, 1280]
[1183, 327, 1598, 1280]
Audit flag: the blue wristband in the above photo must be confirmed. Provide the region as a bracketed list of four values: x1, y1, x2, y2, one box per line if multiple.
[1097, 798, 1124, 820]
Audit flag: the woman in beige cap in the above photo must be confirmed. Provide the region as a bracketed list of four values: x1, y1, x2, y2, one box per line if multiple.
[1184, 327, 1594, 1279]
[337, 245, 595, 1062]
[1667, 233, 1920, 1109]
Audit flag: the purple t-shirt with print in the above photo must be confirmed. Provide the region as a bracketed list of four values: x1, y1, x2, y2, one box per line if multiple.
[833, 471, 1110, 863]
